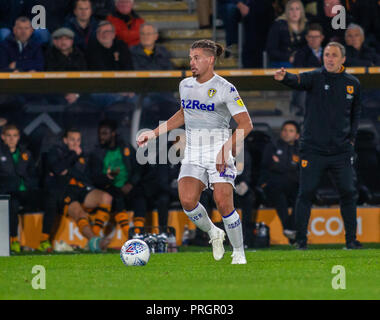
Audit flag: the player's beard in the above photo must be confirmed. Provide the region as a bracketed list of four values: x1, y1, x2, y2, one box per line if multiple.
[192, 70, 199, 78]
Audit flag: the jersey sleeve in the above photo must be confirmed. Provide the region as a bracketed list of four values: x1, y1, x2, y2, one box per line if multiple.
[223, 83, 248, 116]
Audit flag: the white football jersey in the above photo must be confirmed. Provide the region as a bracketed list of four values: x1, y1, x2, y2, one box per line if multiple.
[179, 74, 248, 165]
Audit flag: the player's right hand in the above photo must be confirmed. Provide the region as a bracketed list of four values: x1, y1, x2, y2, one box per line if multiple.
[274, 67, 286, 81]
[137, 130, 156, 147]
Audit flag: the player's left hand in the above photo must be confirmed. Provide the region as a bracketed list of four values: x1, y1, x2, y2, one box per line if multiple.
[216, 147, 228, 173]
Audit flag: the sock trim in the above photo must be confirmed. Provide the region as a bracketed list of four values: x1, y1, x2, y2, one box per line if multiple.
[184, 203, 199, 213]
[222, 209, 236, 219]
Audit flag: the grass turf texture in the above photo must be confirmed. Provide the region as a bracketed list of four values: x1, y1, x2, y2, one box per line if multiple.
[1, 244, 380, 300]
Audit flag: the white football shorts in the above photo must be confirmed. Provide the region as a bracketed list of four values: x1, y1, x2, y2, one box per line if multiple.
[178, 163, 237, 190]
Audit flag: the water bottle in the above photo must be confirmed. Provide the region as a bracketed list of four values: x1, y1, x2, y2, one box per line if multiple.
[156, 233, 168, 253]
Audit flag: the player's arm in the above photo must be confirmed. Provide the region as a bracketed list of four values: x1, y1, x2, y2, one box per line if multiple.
[217, 111, 253, 173]
[274, 67, 314, 91]
[137, 108, 184, 147]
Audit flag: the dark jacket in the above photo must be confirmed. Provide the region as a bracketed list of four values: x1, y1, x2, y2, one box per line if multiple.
[86, 38, 133, 71]
[44, 143, 92, 193]
[345, 44, 380, 67]
[88, 139, 141, 189]
[266, 19, 306, 63]
[280, 66, 361, 155]
[44, 46, 87, 71]
[130, 44, 173, 70]
[63, 15, 99, 52]
[293, 45, 323, 68]
[0, 142, 39, 193]
[0, 35, 44, 71]
[260, 138, 299, 186]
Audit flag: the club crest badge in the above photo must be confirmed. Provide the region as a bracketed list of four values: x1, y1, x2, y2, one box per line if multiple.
[208, 88, 217, 98]
[346, 86, 354, 94]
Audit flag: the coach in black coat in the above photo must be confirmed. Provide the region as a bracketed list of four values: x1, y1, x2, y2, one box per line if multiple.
[275, 42, 362, 249]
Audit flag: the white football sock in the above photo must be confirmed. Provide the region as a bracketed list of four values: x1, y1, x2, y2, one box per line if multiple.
[183, 202, 216, 233]
[222, 209, 244, 253]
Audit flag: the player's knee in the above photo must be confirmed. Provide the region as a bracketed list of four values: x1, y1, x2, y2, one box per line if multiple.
[179, 194, 198, 211]
[68, 202, 87, 220]
[100, 191, 112, 204]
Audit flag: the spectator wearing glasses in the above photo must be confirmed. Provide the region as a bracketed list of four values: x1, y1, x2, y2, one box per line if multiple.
[86, 20, 133, 70]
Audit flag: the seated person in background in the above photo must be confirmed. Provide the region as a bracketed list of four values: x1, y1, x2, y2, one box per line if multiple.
[86, 20, 133, 70]
[45, 28, 87, 105]
[344, 23, 380, 67]
[266, 0, 307, 68]
[130, 23, 177, 127]
[292, 23, 324, 115]
[88, 119, 144, 238]
[45, 28, 87, 71]
[130, 23, 173, 70]
[107, 0, 145, 48]
[86, 20, 134, 107]
[45, 128, 112, 252]
[64, 0, 99, 52]
[0, 124, 41, 253]
[0, 17, 44, 72]
[259, 121, 300, 244]
[293, 23, 324, 68]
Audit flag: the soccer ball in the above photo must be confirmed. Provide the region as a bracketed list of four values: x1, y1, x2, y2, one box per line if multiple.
[120, 239, 150, 266]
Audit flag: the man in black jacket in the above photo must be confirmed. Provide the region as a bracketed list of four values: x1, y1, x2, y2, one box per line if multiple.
[0, 124, 41, 253]
[44, 27, 87, 105]
[86, 20, 133, 71]
[260, 121, 300, 243]
[274, 42, 362, 250]
[88, 119, 147, 238]
[45, 128, 112, 252]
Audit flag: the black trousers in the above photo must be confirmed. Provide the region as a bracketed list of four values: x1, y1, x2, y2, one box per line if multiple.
[295, 151, 358, 243]
[9, 190, 42, 237]
[264, 181, 298, 231]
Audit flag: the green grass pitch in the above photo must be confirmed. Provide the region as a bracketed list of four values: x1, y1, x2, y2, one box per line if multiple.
[1, 244, 380, 300]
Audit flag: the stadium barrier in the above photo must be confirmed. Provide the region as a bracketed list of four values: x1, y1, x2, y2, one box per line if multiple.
[19, 207, 380, 250]
[0, 67, 379, 94]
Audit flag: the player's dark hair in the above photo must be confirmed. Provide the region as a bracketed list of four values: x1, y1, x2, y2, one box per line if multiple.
[191, 39, 224, 60]
[63, 127, 81, 138]
[98, 119, 117, 132]
[281, 120, 300, 133]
